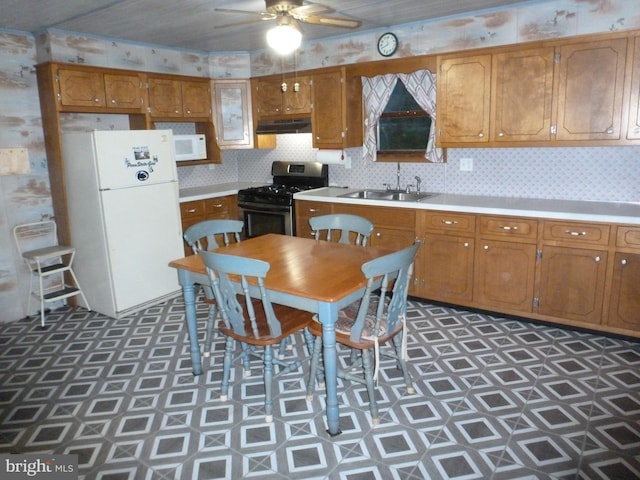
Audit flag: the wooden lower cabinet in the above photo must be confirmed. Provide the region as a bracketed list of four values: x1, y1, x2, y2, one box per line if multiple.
[295, 200, 332, 239]
[475, 240, 537, 313]
[179, 195, 238, 254]
[294, 199, 640, 337]
[415, 211, 475, 303]
[537, 245, 608, 324]
[607, 252, 640, 330]
[474, 215, 538, 313]
[419, 233, 474, 303]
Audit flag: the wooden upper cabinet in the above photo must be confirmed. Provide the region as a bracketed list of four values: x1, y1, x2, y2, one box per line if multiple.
[148, 77, 182, 117]
[628, 35, 640, 140]
[104, 73, 145, 110]
[181, 79, 212, 118]
[283, 75, 311, 115]
[57, 68, 106, 108]
[555, 38, 627, 141]
[252, 75, 311, 118]
[437, 54, 491, 144]
[491, 47, 554, 142]
[213, 79, 253, 148]
[312, 69, 346, 148]
[252, 77, 284, 116]
[147, 76, 211, 119]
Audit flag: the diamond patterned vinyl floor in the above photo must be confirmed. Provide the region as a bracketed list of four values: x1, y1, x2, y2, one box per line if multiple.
[1, 295, 639, 479]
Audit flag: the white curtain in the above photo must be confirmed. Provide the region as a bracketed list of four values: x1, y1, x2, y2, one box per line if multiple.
[361, 74, 397, 163]
[362, 69, 443, 163]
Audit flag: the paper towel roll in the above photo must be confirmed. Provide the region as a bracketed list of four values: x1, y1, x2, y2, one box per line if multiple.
[316, 149, 351, 168]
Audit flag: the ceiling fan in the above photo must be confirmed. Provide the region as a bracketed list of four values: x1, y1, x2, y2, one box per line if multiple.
[214, 0, 362, 30]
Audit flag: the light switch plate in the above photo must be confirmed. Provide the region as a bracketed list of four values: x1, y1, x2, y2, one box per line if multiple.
[460, 157, 473, 171]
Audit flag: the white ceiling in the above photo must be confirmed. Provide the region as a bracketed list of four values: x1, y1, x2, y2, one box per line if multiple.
[1, 0, 535, 53]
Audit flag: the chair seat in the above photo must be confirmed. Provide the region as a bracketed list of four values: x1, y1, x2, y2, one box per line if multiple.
[309, 302, 402, 350]
[220, 298, 313, 346]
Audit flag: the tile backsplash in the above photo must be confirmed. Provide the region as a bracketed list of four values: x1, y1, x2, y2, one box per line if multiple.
[177, 133, 639, 204]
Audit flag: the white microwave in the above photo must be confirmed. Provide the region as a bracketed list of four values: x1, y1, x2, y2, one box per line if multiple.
[174, 134, 207, 161]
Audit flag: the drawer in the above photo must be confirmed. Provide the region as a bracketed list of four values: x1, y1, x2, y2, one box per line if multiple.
[296, 201, 331, 217]
[543, 220, 610, 246]
[421, 211, 475, 234]
[205, 197, 229, 216]
[335, 204, 415, 229]
[616, 225, 640, 249]
[180, 200, 206, 220]
[479, 215, 537, 240]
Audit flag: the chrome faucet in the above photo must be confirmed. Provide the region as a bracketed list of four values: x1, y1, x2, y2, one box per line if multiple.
[395, 162, 401, 191]
[414, 175, 422, 193]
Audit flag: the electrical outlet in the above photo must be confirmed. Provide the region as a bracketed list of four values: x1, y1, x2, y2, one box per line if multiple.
[208, 164, 215, 170]
[460, 157, 473, 171]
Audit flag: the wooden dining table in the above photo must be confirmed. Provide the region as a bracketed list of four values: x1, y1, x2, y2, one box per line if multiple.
[169, 233, 392, 436]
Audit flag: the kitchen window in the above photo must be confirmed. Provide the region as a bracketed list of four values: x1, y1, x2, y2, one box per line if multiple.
[377, 81, 432, 153]
[362, 69, 443, 163]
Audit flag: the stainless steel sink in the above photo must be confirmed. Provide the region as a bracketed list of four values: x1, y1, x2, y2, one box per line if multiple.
[339, 189, 437, 202]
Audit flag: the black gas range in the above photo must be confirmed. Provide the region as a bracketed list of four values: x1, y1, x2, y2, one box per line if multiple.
[237, 161, 328, 238]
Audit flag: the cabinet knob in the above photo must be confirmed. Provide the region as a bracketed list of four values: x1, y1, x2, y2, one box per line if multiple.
[498, 132, 504, 137]
[186, 109, 191, 114]
[376, 232, 382, 237]
[621, 259, 627, 265]
[606, 127, 614, 134]
[94, 97, 100, 102]
[111, 99, 116, 104]
[478, 132, 484, 138]
[594, 256, 601, 263]
[564, 230, 587, 237]
[483, 245, 489, 250]
[499, 225, 518, 231]
[441, 220, 458, 225]
[464, 242, 470, 248]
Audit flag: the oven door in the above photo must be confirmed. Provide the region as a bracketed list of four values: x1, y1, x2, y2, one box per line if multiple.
[238, 202, 293, 238]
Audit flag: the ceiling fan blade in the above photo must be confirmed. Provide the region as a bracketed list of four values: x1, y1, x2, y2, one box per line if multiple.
[298, 15, 361, 29]
[290, 4, 333, 17]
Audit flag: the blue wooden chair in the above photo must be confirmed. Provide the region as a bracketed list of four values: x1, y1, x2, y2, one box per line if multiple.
[183, 219, 243, 357]
[309, 214, 374, 246]
[306, 242, 420, 426]
[200, 250, 315, 423]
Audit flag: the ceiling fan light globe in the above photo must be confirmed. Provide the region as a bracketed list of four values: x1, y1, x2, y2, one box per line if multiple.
[266, 25, 302, 55]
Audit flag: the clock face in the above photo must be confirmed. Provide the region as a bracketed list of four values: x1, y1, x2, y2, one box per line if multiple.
[377, 32, 398, 57]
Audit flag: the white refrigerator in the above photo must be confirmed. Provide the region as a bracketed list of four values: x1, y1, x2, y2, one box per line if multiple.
[62, 130, 184, 319]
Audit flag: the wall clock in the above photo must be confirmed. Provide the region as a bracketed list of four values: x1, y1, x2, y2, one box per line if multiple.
[377, 32, 398, 57]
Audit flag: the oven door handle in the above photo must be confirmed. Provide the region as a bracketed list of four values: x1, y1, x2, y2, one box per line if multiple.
[238, 202, 291, 213]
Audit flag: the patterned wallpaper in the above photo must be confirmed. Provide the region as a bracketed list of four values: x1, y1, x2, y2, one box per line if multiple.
[1, 0, 640, 322]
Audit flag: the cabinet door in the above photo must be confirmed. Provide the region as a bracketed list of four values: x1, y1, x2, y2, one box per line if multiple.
[628, 35, 640, 140]
[312, 70, 345, 148]
[295, 200, 332, 239]
[104, 73, 145, 110]
[213, 80, 253, 148]
[419, 234, 475, 303]
[182, 80, 211, 118]
[475, 240, 536, 313]
[57, 68, 106, 108]
[437, 54, 491, 144]
[537, 245, 608, 324]
[283, 75, 311, 115]
[148, 77, 182, 117]
[492, 47, 554, 142]
[607, 252, 640, 330]
[555, 38, 627, 141]
[253, 77, 284, 116]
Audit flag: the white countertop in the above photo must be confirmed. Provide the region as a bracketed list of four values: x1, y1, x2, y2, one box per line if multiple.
[294, 187, 640, 225]
[179, 182, 266, 202]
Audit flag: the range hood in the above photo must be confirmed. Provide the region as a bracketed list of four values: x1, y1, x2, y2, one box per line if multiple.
[255, 118, 312, 134]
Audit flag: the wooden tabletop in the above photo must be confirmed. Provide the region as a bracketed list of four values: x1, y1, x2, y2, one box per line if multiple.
[169, 233, 392, 303]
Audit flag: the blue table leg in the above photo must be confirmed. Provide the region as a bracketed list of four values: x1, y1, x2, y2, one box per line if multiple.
[318, 301, 341, 436]
[178, 270, 202, 376]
